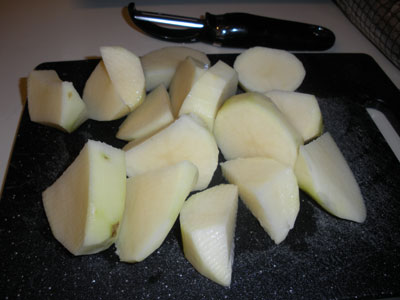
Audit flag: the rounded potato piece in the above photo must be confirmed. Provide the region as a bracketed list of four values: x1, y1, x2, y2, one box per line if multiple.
[82, 60, 130, 121]
[125, 114, 219, 191]
[117, 84, 174, 141]
[233, 46, 305, 93]
[180, 184, 238, 286]
[141, 46, 210, 91]
[265, 90, 323, 142]
[214, 92, 303, 168]
[294, 132, 366, 223]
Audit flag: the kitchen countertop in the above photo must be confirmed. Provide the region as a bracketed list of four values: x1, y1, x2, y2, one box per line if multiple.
[1, 0, 399, 193]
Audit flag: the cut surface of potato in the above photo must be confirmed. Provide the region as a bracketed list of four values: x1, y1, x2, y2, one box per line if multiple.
[27, 70, 87, 133]
[233, 46, 305, 93]
[100, 46, 145, 110]
[117, 84, 174, 141]
[180, 184, 238, 286]
[178, 60, 238, 131]
[265, 90, 323, 142]
[141, 46, 210, 91]
[116, 161, 198, 262]
[82, 60, 130, 121]
[294, 132, 367, 223]
[42, 140, 126, 255]
[125, 114, 219, 191]
[221, 157, 299, 244]
[214, 92, 303, 167]
[169, 56, 208, 117]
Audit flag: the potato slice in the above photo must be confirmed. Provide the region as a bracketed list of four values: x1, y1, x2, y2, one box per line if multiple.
[82, 60, 130, 121]
[141, 46, 210, 91]
[116, 161, 198, 262]
[117, 85, 174, 141]
[125, 114, 219, 191]
[42, 140, 126, 255]
[221, 157, 299, 244]
[180, 184, 238, 287]
[178, 60, 238, 131]
[100, 46, 145, 111]
[214, 92, 303, 168]
[294, 132, 367, 222]
[265, 90, 323, 142]
[169, 56, 208, 117]
[27, 70, 87, 133]
[233, 46, 305, 93]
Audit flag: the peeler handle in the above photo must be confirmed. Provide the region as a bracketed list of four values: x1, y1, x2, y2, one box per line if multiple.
[200, 12, 335, 51]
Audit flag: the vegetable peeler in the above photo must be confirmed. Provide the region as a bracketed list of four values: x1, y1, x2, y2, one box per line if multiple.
[128, 3, 335, 51]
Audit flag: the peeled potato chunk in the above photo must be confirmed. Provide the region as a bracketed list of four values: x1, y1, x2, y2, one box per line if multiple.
[221, 157, 299, 244]
[125, 114, 219, 191]
[214, 92, 303, 168]
[82, 60, 130, 121]
[117, 84, 174, 141]
[169, 56, 208, 117]
[42, 140, 126, 255]
[294, 132, 367, 223]
[141, 46, 210, 91]
[180, 184, 238, 286]
[233, 46, 305, 93]
[116, 161, 198, 263]
[179, 60, 238, 131]
[100, 46, 145, 111]
[27, 70, 87, 133]
[265, 90, 323, 142]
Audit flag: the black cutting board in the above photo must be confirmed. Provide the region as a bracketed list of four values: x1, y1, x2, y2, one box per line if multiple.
[1, 53, 400, 300]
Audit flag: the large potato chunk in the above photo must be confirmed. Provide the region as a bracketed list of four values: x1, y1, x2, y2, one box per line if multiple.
[141, 46, 210, 91]
[221, 157, 299, 244]
[27, 70, 87, 132]
[116, 161, 198, 262]
[82, 60, 130, 121]
[214, 92, 303, 167]
[125, 114, 219, 191]
[178, 60, 238, 131]
[180, 184, 238, 286]
[294, 132, 367, 223]
[100, 46, 145, 111]
[233, 46, 305, 93]
[169, 56, 208, 117]
[116, 84, 174, 141]
[265, 90, 323, 142]
[42, 140, 126, 255]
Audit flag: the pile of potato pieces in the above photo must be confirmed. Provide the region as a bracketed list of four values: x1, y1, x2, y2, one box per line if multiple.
[29, 46, 366, 287]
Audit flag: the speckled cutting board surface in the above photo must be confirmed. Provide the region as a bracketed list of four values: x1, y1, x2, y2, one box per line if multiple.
[1, 53, 400, 300]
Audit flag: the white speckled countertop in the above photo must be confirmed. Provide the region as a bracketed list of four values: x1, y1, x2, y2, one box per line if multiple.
[1, 0, 399, 193]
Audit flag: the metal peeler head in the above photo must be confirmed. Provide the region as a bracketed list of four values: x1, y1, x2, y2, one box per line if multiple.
[128, 3, 205, 43]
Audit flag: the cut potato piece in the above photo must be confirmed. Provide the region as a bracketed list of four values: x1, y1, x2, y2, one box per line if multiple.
[294, 132, 367, 222]
[27, 70, 87, 133]
[214, 92, 303, 167]
[42, 140, 126, 255]
[141, 46, 210, 91]
[116, 161, 198, 262]
[233, 46, 305, 93]
[82, 60, 130, 121]
[180, 184, 238, 286]
[221, 157, 299, 244]
[265, 90, 323, 142]
[179, 60, 238, 131]
[125, 114, 219, 191]
[116, 85, 174, 141]
[169, 56, 208, 117]
[100, 46, 145, 110]
[122, 133, 158, 151]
